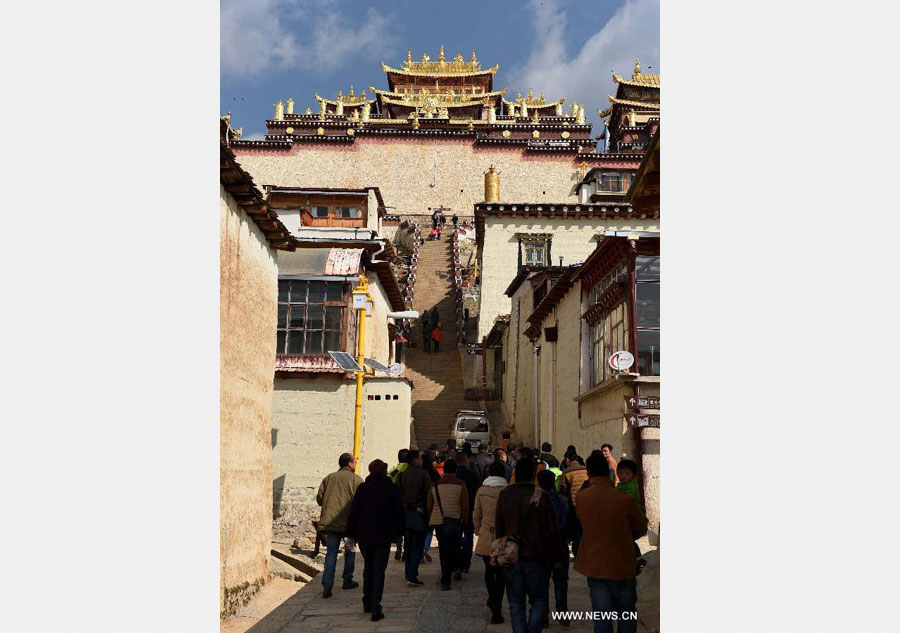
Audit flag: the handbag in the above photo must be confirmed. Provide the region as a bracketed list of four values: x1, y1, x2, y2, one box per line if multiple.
[433, 485, 462, 539]
[490, 487, 543, 567]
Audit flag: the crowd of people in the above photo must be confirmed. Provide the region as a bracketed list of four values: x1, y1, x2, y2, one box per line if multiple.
[315, 440, 648, 632]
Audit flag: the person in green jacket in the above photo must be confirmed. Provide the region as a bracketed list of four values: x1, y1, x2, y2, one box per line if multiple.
[317, 452, 363, 597]
[615, 459, 644, 514]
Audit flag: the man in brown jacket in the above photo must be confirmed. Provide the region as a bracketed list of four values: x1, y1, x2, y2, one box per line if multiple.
[561, 455, 589, 557]
[316, 453, 363, 597]
[574, 454, 647, 633]
[425, 458, 469, 590]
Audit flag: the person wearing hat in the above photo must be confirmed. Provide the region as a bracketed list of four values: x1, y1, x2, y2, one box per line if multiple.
[346, 459, 405, 622]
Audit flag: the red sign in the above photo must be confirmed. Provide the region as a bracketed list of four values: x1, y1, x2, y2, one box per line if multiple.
[624, 413, 660, 428]
[624, 395, 660, 410]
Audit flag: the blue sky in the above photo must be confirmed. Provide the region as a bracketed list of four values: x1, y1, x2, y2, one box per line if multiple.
[221, 0, 659, 139]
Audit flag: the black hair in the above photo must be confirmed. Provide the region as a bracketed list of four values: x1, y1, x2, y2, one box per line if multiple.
[456, 452, 469, 464]
[493, 447, 506, 460]
[536, 469, 556, 492]
[488, 460, 507, 477]
[590, 449, 604, 459]
[617, 459, 638, 475]
[600, 443, 614, 452]
[478, 443, 488, 452]
[566, 445, 576, 453]
[541, 442, 552, 452]
[422, 453, 434, 471]
[406, 450, 420, 464]
[338, 453, 353, 468]
[564, 449, 578, 461]
[514, 457, 536, 483]
[519, 446, 534, 460]
[443, 458, 458, 474]
[398, 448, 410, 462]
[586, 454, 610, 478]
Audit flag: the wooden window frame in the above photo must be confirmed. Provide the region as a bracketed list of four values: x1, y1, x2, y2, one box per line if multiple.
[277, 280, 349, 356]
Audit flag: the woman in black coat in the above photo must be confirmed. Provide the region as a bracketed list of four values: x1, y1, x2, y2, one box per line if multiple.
[346, 459, 405, 621]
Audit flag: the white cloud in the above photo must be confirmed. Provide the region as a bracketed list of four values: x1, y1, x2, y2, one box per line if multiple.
[221, 0, 395, 79]
[508, 0, 660, 127]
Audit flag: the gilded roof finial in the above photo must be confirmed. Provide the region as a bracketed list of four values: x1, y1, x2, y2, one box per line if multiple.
[274, 100, 284, 121]
[421, 52, 430, 62]
[361, 89, 367, 99]
[406, 49, 412, 65]
[349, 85, 354, 97]
[528, 88, 534, 101]
[539, 92, 545, 104]
[337, 90, 343, 101]
[533, 109, 540, 123]
[471, 49, 477, 63]
[516, 91, 522, 103]
[305, 107, 312, 115]
[633, 58, 641, 78]
[286, 97, 294, 115]
[438, 45, 445, 62]
[454, 52, 464, 63]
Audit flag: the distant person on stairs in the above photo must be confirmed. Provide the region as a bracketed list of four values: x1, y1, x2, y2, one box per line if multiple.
[422, 313, 432, 353]
[430, 306, 440, 325]
[432, 323, 443, 352]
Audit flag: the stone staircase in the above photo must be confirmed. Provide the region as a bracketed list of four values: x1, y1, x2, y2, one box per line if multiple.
[404, 234, 471, 449]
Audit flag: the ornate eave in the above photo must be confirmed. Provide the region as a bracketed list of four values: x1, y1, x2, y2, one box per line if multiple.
[381, 61, 498, 78]
[611, 71, 661, 88]
[607, 96, 661, 110]
[502, 97, 565, 109]
[314, 94, 375, 107]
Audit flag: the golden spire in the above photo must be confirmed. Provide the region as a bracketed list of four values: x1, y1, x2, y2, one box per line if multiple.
[633, 58, 641, 78]
[516, 91, 522, 103]
[438, 45, 445, 62]
[337, 90, 343, 100]
[305, 107, 312, 115]
[286, 97, 294, 114]
[349, 85, 354, 97]
[539, 92, 545, 104]
[528, 88, 534, 101]
[406, 49, 412, 65]
[471, 49, 477, 63]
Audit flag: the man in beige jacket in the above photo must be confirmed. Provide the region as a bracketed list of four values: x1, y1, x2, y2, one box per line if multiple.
[473, 460, 509, 624]
[316, 452, 362, 597]
[425, 459, 469, 590]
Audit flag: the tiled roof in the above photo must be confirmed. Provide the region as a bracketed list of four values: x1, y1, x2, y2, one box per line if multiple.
[607, 96, 660, 109]
[612, 72, 661, 88]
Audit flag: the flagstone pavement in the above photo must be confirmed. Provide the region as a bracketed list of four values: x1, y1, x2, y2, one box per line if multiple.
[224, 544, 659, 633]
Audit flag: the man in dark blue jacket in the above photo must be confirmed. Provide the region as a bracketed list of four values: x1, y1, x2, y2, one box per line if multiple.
[346, 459, 405, 622]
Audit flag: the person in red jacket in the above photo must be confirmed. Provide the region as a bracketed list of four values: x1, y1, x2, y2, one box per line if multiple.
[431, 322, 443, 352]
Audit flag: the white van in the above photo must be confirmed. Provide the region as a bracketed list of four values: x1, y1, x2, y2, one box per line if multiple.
[451, 410, 491, 450]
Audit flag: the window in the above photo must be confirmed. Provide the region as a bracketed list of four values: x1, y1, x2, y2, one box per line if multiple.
[598, 171, 634, 193]
[522, 239, 547, 266]
[635, 255, 660, 376]
[589, 302, 627, 386]
[277, 280, 346, 355]
[310, 205, 329, 218]
[338, 206, 361, 219]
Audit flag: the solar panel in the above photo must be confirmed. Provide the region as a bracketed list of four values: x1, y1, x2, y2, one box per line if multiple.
[363, 357, 390, 372]
[328, 351, 363, 372]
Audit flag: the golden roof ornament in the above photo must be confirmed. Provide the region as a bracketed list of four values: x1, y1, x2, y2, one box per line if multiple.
[532, 109, 540, 123]
[528, 89, 534, 101]
[633, 58, 641, 78]
[627, 109, 636, 126]
[286, 97, 294, 114]
[555, 103, 563, 116]
[421, 53, 430, 62]
[576, 104, 586, 125]
[579, 161, 589, 179]
[438, 45, 445, 62]
[319, 99, 326, 120]
[274, 100, 284, 121]
[539, 92, 546, 104]
[221, 112, 231, 124]
[454, 53, 464, 63]
[472, 50, 477, 63]
[231, 127, 242, 140]
[317, 127, 324, 135]
[521, 101, 528, 118]
[362, 101, 371, 123]
[487, 104, 496, 124]
[305, 107, 312, 115]
[337, 90, 344, 101]
[406, 49, 412, 64]
[532, 130, 540, 138]
[516, 91, 522, 103]
[349, 85, 355, 97]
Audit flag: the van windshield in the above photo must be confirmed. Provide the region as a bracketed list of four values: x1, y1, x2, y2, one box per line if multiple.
[457, 417, 489, 432]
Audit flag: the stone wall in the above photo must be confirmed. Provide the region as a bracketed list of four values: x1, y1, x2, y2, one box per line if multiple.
[232, 138, 585, 216]
[220, 185, 278, 616]
[271, 375, 411, 548]
[478, 216, 660, 339]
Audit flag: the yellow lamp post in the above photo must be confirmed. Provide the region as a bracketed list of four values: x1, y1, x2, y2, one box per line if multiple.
[351, 274, 372, 473]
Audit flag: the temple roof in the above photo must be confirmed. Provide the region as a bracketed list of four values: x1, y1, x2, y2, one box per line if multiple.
[382, 48, 498, 78]
[370, 86, 505, 108]
[606, 96, 660, 109]
[502, 92, 565, 109]
[611, 59, 661, 88]
[315, 89, 374, 107]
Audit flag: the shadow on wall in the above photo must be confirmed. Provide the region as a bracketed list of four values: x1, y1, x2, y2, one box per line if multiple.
[271, 428, 278, 448]
[273, 474, 286, 519]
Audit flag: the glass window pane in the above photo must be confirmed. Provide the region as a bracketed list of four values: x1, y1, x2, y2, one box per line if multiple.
[290, 280, 307, 302]
[276, 330, 286, 354]
[324, 330, 342, 353]
[325, 307, 343, 330]
[289, 304, 306, 328]
[308, 281, 326, 304]
[278, 280, 289, 302]
[636, 283, 660, 329]
[635, 256, 660, 282]
[311, 206, 329, 218]
[287, 331, 304, 354]
[307, 304, 324, 329]
[637, 329, 660, 376]
[277, 304, 288, 328]
[305, 330, 324, 355]
[325, 282, 344, 302]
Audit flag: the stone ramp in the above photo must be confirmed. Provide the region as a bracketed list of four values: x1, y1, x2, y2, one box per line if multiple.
[403, 235, 472, 449]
